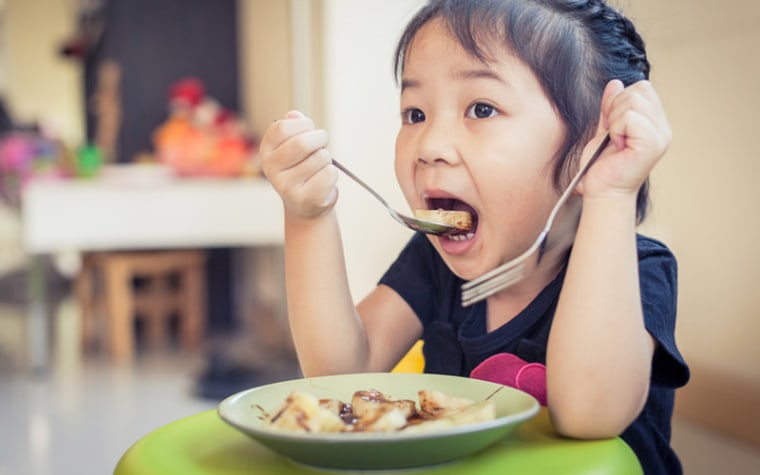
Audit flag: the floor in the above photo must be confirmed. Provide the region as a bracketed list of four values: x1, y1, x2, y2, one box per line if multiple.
[1, 300, 760, 475]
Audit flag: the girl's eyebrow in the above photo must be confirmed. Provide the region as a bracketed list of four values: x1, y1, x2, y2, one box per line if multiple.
[400, 78, 420, 92]
[401, 68, 509, 92]
[453, 68, 509, 85]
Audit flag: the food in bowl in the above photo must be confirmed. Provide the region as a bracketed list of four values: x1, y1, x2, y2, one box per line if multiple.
[262, 388, 495, 433]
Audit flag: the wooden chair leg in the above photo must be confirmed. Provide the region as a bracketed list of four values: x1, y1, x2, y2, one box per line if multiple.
[104, 257, 134, 362]
[74, 254, 96, 351]
[143, 310, 169, 349]
[137, 278, 168, 349]
[179, 264, 205, 350]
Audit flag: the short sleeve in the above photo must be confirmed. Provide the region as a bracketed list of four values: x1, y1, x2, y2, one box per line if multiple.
[378, 233, 441, 325]
[638, 235, 690, 388]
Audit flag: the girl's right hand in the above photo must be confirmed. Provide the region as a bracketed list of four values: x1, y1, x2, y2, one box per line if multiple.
[259, 111, 338, 220]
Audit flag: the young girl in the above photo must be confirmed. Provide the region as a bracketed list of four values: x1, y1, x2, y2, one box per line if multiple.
[260, 0, 689, 473]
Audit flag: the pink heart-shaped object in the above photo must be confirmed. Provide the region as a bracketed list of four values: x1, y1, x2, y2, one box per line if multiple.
[470, 353, 547, 406]
[515, 362, 547, 406]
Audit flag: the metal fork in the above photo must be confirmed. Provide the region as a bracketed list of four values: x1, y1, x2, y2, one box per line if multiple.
[331, 159, 459, 236]
[461, 135, 611, 306]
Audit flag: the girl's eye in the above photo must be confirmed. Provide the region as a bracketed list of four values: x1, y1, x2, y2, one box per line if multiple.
[402, 108, 425, 124]
[466, 102, 497, 119]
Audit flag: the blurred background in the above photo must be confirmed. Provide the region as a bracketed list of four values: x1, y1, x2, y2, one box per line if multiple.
[0, 0, 758, 474]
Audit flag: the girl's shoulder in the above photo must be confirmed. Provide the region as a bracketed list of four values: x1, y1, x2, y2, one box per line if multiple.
[636, 233, 675, 259]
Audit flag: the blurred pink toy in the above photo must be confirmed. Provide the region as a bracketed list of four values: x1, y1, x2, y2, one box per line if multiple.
[0, 132, 64, 208]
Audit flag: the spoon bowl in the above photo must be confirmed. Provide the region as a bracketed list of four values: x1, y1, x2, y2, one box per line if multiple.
[332, 159, 462, 236]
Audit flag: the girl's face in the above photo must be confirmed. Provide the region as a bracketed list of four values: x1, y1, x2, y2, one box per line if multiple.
[395, 19, 566, 283]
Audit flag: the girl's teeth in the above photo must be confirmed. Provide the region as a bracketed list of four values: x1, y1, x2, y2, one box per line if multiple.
[447, 232, 475, 242]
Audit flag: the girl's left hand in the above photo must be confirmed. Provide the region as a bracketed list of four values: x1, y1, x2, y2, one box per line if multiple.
[577, 79, 671, 198]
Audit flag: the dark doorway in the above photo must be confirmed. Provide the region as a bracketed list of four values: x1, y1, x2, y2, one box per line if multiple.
[77, 0, 241, 333]
[84, 0, 240, 164]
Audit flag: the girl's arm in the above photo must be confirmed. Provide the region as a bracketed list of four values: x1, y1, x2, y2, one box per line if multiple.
[285, 214, 421, 375]
[260, 111, 363, 375]
[546, 80, 671, 438]
[282, 210, 365, 375]
[260, 112, 420, 376]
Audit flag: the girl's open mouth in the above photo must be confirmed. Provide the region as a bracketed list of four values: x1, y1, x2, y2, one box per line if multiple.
[427, 197, 479, 242]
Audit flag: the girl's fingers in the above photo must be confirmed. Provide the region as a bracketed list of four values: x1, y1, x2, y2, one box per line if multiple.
[600, 79, 625, 132]
[260, 111, 317, 154]
[278, 150, 339, 217]
[285, 110, 306, 120]
[608, 82, 669, 130]
[577, 80, 621, 172]
[275, 129, 330, 171]
[277, 147, 333, 190]
[603, 80, 670, 154]
[259, 111, 339, 218]
[579, 80, 671, 196]
[305, 158, 340, 209]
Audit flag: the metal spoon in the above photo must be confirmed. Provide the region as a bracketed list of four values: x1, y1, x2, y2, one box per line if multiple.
[332, 159, 459, 236]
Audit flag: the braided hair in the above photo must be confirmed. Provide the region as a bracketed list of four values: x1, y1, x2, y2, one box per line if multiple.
[394, 0, 653, 223]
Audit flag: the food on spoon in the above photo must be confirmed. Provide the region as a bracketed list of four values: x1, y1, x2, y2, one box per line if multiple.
[262, 388, 495, 434]
[414, 208, 472, 231]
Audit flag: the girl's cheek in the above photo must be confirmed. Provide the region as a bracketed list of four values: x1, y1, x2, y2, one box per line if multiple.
[394, 139, 414, 180]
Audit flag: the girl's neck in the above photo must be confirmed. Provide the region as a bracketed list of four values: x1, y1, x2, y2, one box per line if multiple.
[485, 291, 535, 332]
[484, 257, 566, 332]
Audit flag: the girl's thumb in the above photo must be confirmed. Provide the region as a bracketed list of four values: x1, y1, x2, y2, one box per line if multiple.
[285, 110, 305, 119]
[593, 80, 625, 153]
[597, 79, 624, 134]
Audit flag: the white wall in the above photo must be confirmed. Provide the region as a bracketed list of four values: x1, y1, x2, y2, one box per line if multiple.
[320, 0, 424, 299]
[0, 0, 82, 275]
[625, 0, 760, 383]
[616, 0, 760, 442]
[0, 0, 7, 92]
[238, 0, 293, 138]
[2, 0, 83, 145]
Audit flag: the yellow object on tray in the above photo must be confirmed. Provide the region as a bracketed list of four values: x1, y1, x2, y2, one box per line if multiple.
[391, 340, 425, 373]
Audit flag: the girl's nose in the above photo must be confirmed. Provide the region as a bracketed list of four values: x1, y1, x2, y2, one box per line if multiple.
[415, 119, 459, 166]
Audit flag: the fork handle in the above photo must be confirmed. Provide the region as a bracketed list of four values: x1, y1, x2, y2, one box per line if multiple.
[545, 134, 610, 228]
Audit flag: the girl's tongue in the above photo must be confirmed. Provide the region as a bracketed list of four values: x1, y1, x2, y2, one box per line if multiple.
[428, 197, 475, 215]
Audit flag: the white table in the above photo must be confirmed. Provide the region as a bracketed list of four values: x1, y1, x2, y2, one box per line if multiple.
[21, 169, 284, 370]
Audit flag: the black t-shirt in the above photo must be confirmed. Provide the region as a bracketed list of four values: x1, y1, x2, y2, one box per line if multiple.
[379, 233, 690, 475]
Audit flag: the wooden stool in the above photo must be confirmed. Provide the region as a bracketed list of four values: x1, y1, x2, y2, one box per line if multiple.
[75, 250, 207, 362]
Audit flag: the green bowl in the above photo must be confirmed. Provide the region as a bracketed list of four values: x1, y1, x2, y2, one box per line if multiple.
[218, 372, 539, 470]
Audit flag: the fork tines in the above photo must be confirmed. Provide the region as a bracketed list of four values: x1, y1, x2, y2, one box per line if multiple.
[461, 262, 526, 306]
[460, 239, 539, 306]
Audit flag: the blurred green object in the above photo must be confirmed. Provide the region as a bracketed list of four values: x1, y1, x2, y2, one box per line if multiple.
[77, 144, 102, 178]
